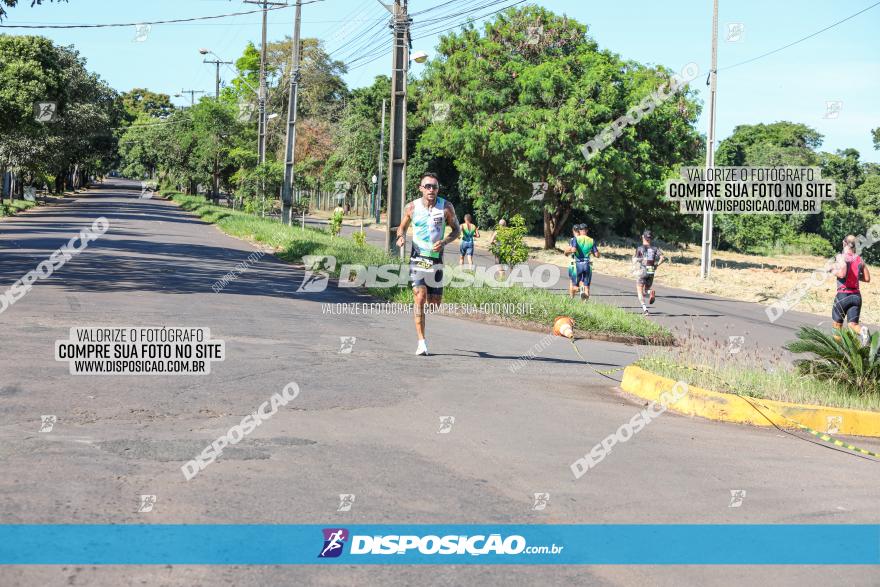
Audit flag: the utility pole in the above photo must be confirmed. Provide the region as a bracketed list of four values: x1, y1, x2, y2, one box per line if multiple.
[281, 0, 303, 226]
[177, 89, 205, 106]
[244, 1, 287, 217]
[375, 98, 386, 225]
[383, 0, 410, 257]
[204, 57, 233, 99]
[700, 0, 719, 279]
[203, 56, 231, 203]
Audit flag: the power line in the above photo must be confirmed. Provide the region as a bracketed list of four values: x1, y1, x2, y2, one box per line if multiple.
[411, 0, 528, 40]
[720, 0, 880, 71]
[0, 2, 324, 29]
[347, 0, 526, 71]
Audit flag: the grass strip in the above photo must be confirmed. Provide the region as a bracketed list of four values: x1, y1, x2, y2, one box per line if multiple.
[638, 351, 880, 412]
[172, 193, 673, 344]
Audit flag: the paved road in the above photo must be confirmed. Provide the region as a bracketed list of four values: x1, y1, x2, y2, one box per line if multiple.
[1, 180, 878, 586]
[306, 213, 851, 355]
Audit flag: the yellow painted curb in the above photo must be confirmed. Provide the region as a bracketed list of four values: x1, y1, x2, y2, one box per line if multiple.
[621, 365, 880, 438]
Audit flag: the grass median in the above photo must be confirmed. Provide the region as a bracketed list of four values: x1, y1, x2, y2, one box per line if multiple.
[172, 194, 672, 344]
[637, 333, 880, 411]
[0, 199, 38, 217]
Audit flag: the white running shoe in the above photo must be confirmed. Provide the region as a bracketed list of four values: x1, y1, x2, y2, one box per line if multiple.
[416, 340, 429, 356]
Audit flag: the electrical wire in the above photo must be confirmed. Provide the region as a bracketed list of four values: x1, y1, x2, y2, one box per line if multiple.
[0, 2, 325, 29]
[720, 0, 880, 71]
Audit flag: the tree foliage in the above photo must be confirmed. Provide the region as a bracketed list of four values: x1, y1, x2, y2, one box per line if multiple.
[414, 6, 702, 248]
[0, 34, 122, 194]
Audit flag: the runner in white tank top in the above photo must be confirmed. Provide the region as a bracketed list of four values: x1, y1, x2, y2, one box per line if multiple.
[396, 172, 461, 355]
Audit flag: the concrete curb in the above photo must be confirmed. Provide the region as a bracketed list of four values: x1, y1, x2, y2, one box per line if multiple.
[621, 365, 880, 438]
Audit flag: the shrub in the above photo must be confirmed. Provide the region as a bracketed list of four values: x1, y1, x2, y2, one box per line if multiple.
[784, 326, 880, 395]
[329, 209, 344, 238]
[491, 214, 529, 266]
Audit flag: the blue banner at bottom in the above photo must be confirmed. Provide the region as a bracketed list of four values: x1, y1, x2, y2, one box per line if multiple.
[0, 525, 878, 565]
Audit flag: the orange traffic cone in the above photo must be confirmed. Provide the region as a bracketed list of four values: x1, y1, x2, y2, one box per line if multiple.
[553, 316, 575, 339]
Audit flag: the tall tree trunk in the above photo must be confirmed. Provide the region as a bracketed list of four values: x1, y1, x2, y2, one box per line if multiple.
[542, 198, 572, 249]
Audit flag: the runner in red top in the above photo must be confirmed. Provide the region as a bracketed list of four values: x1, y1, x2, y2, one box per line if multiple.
[830, 234, 871, 344]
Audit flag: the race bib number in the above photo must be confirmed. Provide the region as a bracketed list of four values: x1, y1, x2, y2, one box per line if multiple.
[414, 257, 434, 271]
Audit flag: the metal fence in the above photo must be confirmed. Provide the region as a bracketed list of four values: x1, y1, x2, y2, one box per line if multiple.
[293, 188, 374, 216]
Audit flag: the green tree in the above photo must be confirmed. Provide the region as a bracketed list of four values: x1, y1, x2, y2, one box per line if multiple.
[120, 88, 175, 120]
[0, 35, 120, 196]
[416, 6, 701, 248]
[853, 175, 880, 215]
[715, 122, 825, 253]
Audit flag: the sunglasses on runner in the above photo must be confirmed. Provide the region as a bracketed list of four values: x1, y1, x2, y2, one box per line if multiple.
[421, 183, 439, 190]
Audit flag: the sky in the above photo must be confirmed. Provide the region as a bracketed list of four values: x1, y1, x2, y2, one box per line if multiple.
[1, 0, 878, 162]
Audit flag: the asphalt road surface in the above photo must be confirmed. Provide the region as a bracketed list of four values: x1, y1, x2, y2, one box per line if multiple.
[1, 180, 878, 586]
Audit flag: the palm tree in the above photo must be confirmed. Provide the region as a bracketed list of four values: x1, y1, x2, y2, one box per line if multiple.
[784, 327, 880, 394]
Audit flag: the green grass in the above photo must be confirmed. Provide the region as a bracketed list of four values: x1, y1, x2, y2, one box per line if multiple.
[173, 194, 672, 343]
[0, 199, 38, 217]
[637, 334, 880, 411]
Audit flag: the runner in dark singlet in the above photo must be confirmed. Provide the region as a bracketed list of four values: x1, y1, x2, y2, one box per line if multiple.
[633, 230, 664, 316]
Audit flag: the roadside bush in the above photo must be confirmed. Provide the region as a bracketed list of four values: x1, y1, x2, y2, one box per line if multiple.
[785, 326, 880, 396]
[492, 214, 529, 266]
[329, 208, 343, 238]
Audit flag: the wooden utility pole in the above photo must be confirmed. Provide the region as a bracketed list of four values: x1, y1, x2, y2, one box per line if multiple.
[383, 0, 410, 257]
[281, 0, 303, 226]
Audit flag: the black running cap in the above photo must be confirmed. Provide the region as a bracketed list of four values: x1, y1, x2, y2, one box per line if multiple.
[642, 230, 653, 239]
